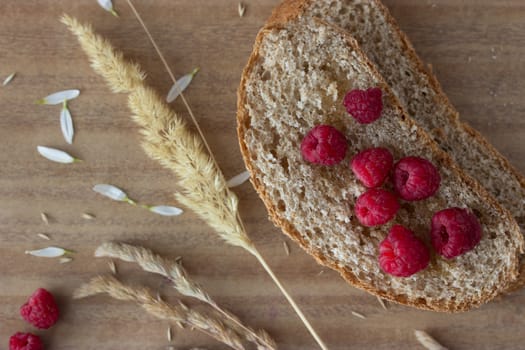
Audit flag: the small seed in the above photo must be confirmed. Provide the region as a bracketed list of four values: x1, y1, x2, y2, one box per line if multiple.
[317, 270, 324, 276]
[414, 330, 448, 350]
[351, 311, 366, 319]
[377, 296, 388, 310]
[283, 241, 290, 256]
[167, 326, 172, 342]
[238, 2, 246, 17]
[3, 72, 16, 86]
[41, 212, 50, 225]
[37, 233, 51, 241]
[82, 213, 95, 220]
[109, 260, 117, 274]
[60, 257, 73, 264]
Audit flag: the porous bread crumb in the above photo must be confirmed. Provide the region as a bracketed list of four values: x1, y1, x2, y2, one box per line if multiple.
[239, 14, 523, 311]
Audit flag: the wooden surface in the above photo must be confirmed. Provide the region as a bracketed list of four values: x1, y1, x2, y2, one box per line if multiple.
[1, 1, 525, 349]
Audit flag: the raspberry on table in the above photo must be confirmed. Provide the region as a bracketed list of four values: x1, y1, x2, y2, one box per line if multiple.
[351, 147, 393, 188]
[393, 156, 441, 201]
[300, 125, 348, 165]
[431, 207, 482, 259]
[343, 87, 383, 124]
[355, 188, 399, 226]
[20, 288, 59, 329]
[379, 225, 430, 277]
[9, 332, 43, 350]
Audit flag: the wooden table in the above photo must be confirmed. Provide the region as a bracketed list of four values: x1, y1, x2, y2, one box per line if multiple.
[1, 1, 524, 349]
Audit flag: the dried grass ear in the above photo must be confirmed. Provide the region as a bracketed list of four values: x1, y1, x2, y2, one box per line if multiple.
[62, 12, 326, 349]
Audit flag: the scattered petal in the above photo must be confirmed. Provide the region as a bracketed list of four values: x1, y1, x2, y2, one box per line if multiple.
[60, 257, 73, 264]
[2, 72, 16, 86]
[166, 68, 199, 103]
[351, 311, 366, 319]
[60, 102, 74, 144]
[226, 170, 250, 188]
[97, 0, 119, 17]
[26, 246, 66, 258]
[167, 326, 172, 342]
[82, 213, 95, 220]
[37, 146, 78, 164]
[238, 2, 246, 17]
[414, 330, 448, 350]
[37, 233, 51, 241]
[109, 260, 117, 274]
[93, 184, 132, 203]
[40, 212, 50, 225]
[283, 241, 290, 256]
[36, 89, 80, 105]
[148, 205, 183, 216]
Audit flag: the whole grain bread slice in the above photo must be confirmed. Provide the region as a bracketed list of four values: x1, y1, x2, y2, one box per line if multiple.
[292, 0, 525, 289]
[237, 7, 523, 312]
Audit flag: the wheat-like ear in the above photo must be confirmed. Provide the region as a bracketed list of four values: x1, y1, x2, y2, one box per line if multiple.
[62, 14, 327, 350]
[95, 242, 276, 349]
[74, 275, 245, 350]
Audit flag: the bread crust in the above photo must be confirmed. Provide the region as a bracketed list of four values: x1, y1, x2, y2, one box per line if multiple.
[237, 0, 524, 312]
[369, 0, 525, 289]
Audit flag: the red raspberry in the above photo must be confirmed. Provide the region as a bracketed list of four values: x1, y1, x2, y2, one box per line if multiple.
[9, 332, 43, 350]
[300, 125, 348, 165]
[393, 156, 441, 201]
[343, 87, 383, 124]
[351, 147, 393, 188]
[20, 288, 59, 329]
[431, 207, 482, 259]
[379, 225, 430, 277]
[355, 188, 399, 226]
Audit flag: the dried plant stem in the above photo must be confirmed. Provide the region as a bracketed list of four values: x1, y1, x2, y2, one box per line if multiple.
[62, 13, 327, 350]
[95, 242, 276, 349]
[74, 275, 245, 350]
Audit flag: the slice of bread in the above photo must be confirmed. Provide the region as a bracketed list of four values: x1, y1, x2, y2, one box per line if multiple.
[295, 0, 525, 288]
[237, 6, 523, 312]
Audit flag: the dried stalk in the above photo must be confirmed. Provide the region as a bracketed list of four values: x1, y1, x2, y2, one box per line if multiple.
[62, 14, 327, 350]
[74, 275, 245, 350]
[95, 242, 276, 350]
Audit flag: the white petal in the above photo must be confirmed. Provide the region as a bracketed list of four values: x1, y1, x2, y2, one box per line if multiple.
[37, 146, 76, 163]
[25, 246, 66, 258]
[2, 72, 16, 86]
[166, 68, 199, 103]
[149, 205, 184, 216]
[37, 89, 80, 105]
[226, 170, 250, 188]
[97, 0, 118, 16]
[60, 104, 74, 144]
[93, 184, 128, 201]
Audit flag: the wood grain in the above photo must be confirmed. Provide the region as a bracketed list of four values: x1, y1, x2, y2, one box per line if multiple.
[0, 0, 524, 349]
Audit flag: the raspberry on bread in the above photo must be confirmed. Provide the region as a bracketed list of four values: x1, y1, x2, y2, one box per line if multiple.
[237, 9, 523, 311]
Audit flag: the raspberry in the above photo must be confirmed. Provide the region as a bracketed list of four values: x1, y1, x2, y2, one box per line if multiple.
[379, 225, 430, 277]
[431, 207, 482, 259]
[355, 188, 399, 226]
[300, 125, 348, 165]
[20, 288, 59, 329]
[393, 156, 441, 201]
[9, 332, 43, 350]
[351, 147, 393, 188]
[343, 87, 383, 124]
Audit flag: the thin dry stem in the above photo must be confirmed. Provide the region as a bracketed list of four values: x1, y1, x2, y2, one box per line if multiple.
[95, 242, 276, 350]
[74, 275, 245, 350]
[63, 14, 326, 350]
